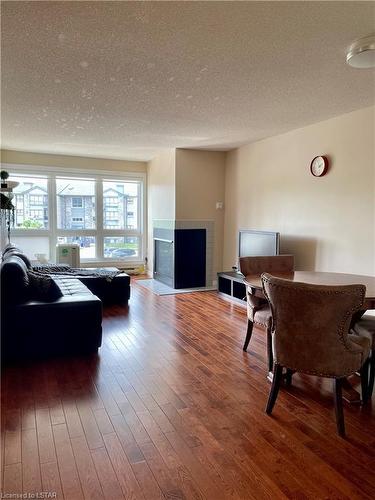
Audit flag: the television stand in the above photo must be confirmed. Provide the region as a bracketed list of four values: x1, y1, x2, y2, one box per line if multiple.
[217, 271, 247, 305]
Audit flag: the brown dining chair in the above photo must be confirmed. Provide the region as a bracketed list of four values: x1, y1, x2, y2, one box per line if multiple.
[261, 273, 370, 437]
[239, 255, 294, 372]
[352, 313, 375, 399]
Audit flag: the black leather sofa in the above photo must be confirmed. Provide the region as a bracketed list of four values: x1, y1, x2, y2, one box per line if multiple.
[3, 243, 131, 305]
[1, 252, 103, 361]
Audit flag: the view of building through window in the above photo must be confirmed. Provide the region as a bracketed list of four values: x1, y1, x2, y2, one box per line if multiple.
[10, 173, 143, 261]
[56, 178, 96, 229]
[103, 181, 138, 230]
[13, 176, 49, 229]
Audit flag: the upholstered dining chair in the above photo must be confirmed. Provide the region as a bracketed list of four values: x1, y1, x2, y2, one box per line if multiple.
[352, 313, 375, 399]
[239, 255, 294, 372]
[261, 273, 370, 437]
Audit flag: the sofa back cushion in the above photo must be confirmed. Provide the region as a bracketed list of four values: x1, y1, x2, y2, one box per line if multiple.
[1, 255, 30, 304]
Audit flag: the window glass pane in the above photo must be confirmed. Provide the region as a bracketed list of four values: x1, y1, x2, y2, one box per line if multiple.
[56, 179, 95, 229]
[57, 236, 96, 259]
[103, 181, 138, 230]
[104, 236, 139, 259]
[12, 236, 50, 260]
[12, 176, 48, 229]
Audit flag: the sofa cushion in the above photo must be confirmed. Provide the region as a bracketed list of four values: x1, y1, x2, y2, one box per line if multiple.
[52, 276, 95, 297]
[28, 271, 63, 302]
[1, 255, 30, 304]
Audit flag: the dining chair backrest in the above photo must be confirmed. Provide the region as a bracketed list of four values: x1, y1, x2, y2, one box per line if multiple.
[239, 255, 294, 276]
[261, 273, 367, 378]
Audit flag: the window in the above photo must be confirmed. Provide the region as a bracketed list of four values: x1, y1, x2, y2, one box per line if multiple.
[9, 170, 144, 263]
[29, 195, 45, 205]
[105, 197, 118, 206]
[16, 195, 24, 208]
[103, 181, 138, 231]
[29, 209, 43, 220]
[104, 236, 140, 259]
[57, 179, 95, 230]
[105, 210, 118, 220]
[72, 197, 83, 208]
[57, 236, 96, 259]
[12, 176, 49, 229]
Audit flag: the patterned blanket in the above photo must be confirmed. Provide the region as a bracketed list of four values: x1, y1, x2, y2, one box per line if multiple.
[32, 265, 121, 282]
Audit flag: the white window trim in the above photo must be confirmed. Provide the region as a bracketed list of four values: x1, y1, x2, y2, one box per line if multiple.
[5, 163, 147, 267]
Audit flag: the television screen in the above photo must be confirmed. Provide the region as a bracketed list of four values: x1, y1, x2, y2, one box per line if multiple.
[239, 230, 280, 258]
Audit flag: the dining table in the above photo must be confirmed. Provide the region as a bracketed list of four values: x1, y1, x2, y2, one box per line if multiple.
[243, 270, 375, 403]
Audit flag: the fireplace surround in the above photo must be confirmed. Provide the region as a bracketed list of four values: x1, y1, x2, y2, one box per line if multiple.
[153, 220, 214, 289]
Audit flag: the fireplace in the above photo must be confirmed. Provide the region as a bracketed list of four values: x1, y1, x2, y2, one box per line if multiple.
[154, 238, 174, 287]
[154, 227, 207, 289]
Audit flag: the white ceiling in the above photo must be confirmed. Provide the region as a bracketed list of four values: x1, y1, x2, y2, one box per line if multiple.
[2, 1, 375, 161]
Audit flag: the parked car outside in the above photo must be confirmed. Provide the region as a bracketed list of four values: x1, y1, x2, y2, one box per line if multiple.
[111, 248, 136, 258]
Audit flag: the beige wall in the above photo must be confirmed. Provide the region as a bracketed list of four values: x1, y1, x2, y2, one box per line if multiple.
[224, 106, 375, 275]
[147, 149, 176, 271]
[146, 148, 226, 277]
[175, 149, 226, 277]
[0, 149, 147, 173]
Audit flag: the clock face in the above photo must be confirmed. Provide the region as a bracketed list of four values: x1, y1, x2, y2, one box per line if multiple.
[310, 156, 328, 177]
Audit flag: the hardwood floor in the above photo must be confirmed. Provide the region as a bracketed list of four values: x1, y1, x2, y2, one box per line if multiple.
[1, 279, 375, 499]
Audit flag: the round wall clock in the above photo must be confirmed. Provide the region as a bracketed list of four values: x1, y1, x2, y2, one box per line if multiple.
[310, 156, 329, 177]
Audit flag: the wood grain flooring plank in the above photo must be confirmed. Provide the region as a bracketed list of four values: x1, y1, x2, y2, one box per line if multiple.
[143, 429, 204, 500]
[76, 403, 104, 450]
[103, 432, 145, 500]
[40, 461, 64, 499]
[110, 412, 145, 464]
[21, 427, 42, 494]
[3, 463, 22, 497]
[4, 409, 21, 466]
[52, 423, 84, 500]
[49, 399, 66, 426]
[164, 430, 226, 500]
[62, 400, 85, 439]
[93, 408, 115, 436]
[71, 435, 104, 500]
[91, 447, 125, 500]
[36, 408, 56, 464]
[132, 460, 165, 500]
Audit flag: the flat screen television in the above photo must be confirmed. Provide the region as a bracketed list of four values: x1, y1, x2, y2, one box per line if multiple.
[239, 230, 280, 258]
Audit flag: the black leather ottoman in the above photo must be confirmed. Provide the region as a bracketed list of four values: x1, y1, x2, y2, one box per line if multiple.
[78, 267, 131, 305]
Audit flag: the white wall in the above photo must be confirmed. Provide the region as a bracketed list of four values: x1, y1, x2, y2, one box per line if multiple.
[0, 149, 147, 173]
[224, 106, 375, 275]
[146, 149, 176, 271]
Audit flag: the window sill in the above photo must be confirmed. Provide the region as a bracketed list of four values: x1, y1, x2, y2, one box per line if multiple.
[78, 259, 144, 269]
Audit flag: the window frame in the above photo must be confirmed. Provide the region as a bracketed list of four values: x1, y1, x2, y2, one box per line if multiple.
[6, 164, 146, 266]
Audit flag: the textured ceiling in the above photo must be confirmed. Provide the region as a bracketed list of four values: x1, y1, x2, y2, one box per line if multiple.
[2, 1, 375, 161]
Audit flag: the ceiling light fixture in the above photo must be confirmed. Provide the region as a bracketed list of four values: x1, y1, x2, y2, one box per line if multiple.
[346, 34, 375, 68]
